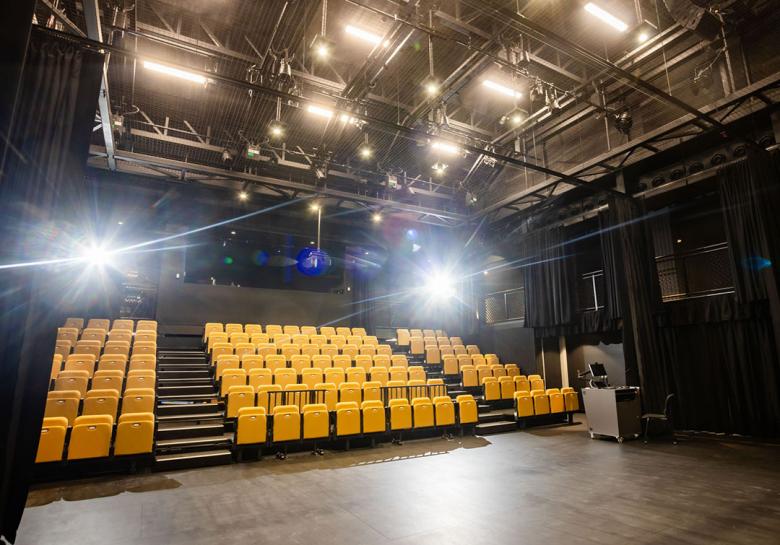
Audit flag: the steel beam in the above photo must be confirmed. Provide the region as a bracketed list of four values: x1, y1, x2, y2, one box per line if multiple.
[83, 0, 116, 170]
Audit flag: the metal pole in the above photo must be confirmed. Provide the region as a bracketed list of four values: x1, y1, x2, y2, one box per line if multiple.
[317, 206, 322, 250]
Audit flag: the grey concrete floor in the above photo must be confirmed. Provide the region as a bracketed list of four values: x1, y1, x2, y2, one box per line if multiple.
[16, 419, 780, 545]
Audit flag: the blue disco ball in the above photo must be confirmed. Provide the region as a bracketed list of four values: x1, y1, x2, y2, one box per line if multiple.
[296, 247, 332, 276]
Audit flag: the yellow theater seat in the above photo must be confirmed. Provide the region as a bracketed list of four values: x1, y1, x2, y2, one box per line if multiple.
[352, 327, 367, 337]
[358, 345, 376, 357]
[531, 389, 550, 415]
[221, 369, 247, 396]
[315, 383, 338, 411]
[456, 354, 472, 370]
[482, 377, 500, 401]
[515, 391, 534, 417]
[301, 326, 318, 336]
[433, 396, 455, 426]
[547, 388, 565, 413]
[409, 337, 424, 355]
[36, 417, 69, 463]
[408, 366, 425, 382]
[324, 368, 345, 387]
[346, 335, 362, 346]
[369, 366, 389, 386]
[265, 324, 283, 336]
[203, 322, 223, 342]
[136, 320, 157, 332]
[225, 323, 243, 335]
[63, 317, 84, 330]
[336, 401, 360, 436]
[485, 354, 499, 366]
[490, 364, 507, 378]
[339, 382, 362, 405]
[251, 333, 270, 346]
[272, 405, 301, 442]
[86, 318, 110, 331]
[103, 340, 130, 357]
[362, 381, 382, 403]
[236, 407, 267, 445]
[374, 354, 392, 368]
[241, 355, 264, 372]
[132, 341, 157, 357]
[312, 355, 333, 369]
[320, 344, 339, 358]
[354, 355, 372, 373]
[456, 394, 478, 424]
[562, 387, 579, 412]
[301, 368, 324, 388]
[257, 343, 277, 357]
[332, 354, 352, 370]
[336, 327, 351, 337]
[292, 334, 310, 346]
[440, 345, 454, 357]
[319, 326, 336, 337]
[376, 344, 392, 357]
[284, 384, 309, 410]
[301, 344, 320, 357]
[505, 364, 520, 377]
[425, 345, 441, 365]
[427, 378, 447, 398]
[389, 399, 412, 430]
[330, 335, 346, 348]
[92, 369, 124, 393]
[412, 397, 434, 428]
[207, 332, 228, 352]
[442, 356, 458, 376]
[129, 354, 156, 372]
[244, 324, 263, 336]
[387, 380, 407, 401]
[273, 368, 297, 389]
[134, 331, 157, 344]
[389, 366, 408, 382]
[280, 344, 301, 360]
[126, 370, 155, 391]
[54, 370, 89, 397]
[363, 336, 378, 346]
[436, 336, 450, 346]
[466, 345, 480, 355]
[249, 368, 273, 389]
[64, 354, 96, 378]
[215, 354, 240, 379]
[283, 325, 301, 336]
[396, 328, 410, 347]
[460, 365, 477, 388]
[112, 319, 134, 331]
[514, 376, 531, 393]
[108, 329, 133, 343]
[309, 334, 327, 346]
[499, 376, 515, 400]
[211, 342, 233, 363]
[50, 354, 63, 380]
[361, 400, 385, 434]
[121, 388, 155, 414]
[82, 389, 120, 419]
[341, 344, 359, 358]
[407, 379, 426, 400]
[290, 355, 312, 374]
[453, 345, 467, 356]
[114, 412, 154, 455]
[302, 404, 330, 439]
[346, 367, 366, 385]
[257, 384, 283, 413]
[234, 342, 255, 359]
[80, 328, 107, 345]
[68, 415, 113, 460]
[273, 333, 292, 346]
[264, 354, 286, 372]
[409, 329, 423, 338]
[54, 340, 71, 360]
[44, 391, 80, 425]
[472, 355, 487, 368]
[227, 385, 255, 418]
[98, 354, 127, 373]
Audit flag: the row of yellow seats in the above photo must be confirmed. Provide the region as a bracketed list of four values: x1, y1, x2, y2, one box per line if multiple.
[395, 329, 450, 344]
[442, 354, 500, 373]
[210, 342, 391, 361]
[226, 380, 449, 417]
[56, 327, 156, 347]
[220, 367, 432, 395]
[514, 388, 579, 416]
[54, 339, 156, 361]
[207, 333, 381, 352]
[460, 365, 524, 387]
[482, 377, 563, 401]
[214, 353, 411, 375]
[36, 412, 154, 463]
[52, 353, 156, 379]
[235, 395, 477, 445]
[51, 368, 155, 397]
[63, 317, 157, 333]
[411, 340, 480, 356]
[205, 323, 369, 339]
[44, 387, 156, 425]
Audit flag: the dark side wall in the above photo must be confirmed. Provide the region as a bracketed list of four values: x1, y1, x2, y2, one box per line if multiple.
[478, 321, 537, 375]
[156, 250, 353, 327]
[566, 335, 627, 387]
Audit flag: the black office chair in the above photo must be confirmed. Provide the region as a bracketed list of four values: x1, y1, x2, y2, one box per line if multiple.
[642, 393, 677, 444]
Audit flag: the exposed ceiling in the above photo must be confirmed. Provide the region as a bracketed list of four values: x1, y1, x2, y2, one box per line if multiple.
[33, 0, 780, 230]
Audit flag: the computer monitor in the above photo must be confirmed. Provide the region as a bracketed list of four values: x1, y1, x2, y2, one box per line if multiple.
[589, 362, 608, 378]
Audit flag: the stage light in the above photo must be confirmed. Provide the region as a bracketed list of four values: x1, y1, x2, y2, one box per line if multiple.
[424, 80, 440, 96]
[268, 121, 285, 138]
[432, 161, 448, 175]
[307, 104, 334, 119]
[372, 212, 382, 223]
[143, 61, 207, 84]
[230, 230, 237, 235]
[310, 202, 321, 211]
[345, 25, 387, 47]
[483, 79, 521, 99]
[483, 270, 489, 275]
[238, 191, 249, 201]
[425, 271, 456, 301]
[431, 141, 459, 155]
[81, 244, 111, 267]
[584, 3, 628, 32]
[315, 43, 330, 58]
[359, 145, 373, 159]
[117, 221, 124, 225]
[637, 31, 649, 43]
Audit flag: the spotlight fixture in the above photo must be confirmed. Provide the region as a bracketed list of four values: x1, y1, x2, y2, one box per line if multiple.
[651, 175, 666, 187]
[222, 148, 234, 162]
[238, 191, 249, 201]
[359, 145, 373, 160]
[307, 104, 334, 119]
[311, 35, 335, 59]
[637, 32, 649, 43]
[423, 79, 440, 96]
[501, 107, 528, 128]
[432, 161, 448, 175]
[529, 79, 545, 107]
[710, 153, 726, 166]
[81, 244, 111, 267]
[424, 271, 456, 301]
[372, 212, 382, 223]
[268, 120, 286, 139]
[584, 2, 629, 32]
[670, 167, 685, 180]
[310, 202, 321, 212]
[482, 79, 522, 99]
[431, 141, 460, 155]
[612, 108, 633, 135]
[143, 60, 207, 84]
[345, 24, 387, 47]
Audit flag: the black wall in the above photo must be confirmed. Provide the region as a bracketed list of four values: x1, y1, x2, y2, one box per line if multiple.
[566, 336, 627, 387]
[478, 321, 537, 374]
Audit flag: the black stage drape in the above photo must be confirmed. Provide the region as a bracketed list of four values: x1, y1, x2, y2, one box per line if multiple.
[521, 227, 576, 329]
[658, 297, 780, 436]
[0, 32, 102, 543]
[350, 270, 375, 333]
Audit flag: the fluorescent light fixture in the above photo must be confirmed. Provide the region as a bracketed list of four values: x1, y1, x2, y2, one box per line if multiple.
[345, 25, 387, 46]
[307, 104, 334, 119]
[431, 141, 460, 155]
[143, 61, 207, 84]
[482, 79, 521, 98]
[584, 3, 629, 32]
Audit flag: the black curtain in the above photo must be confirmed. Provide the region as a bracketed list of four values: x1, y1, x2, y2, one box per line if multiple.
[603, 198, 669, 407]
[521, 226, 576, 329]
[350, 270, 375, 333]
[718, 150, 780, 364]
[598, 209, 626, 321]
[0, 32, 102, 542]
[658, 297, 780, 436]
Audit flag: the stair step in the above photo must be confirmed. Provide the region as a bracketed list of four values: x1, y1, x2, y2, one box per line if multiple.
[156, 411, 225, 422]
[158, 384, 215, 396]
[158, 358, 208, 366]
[158, 393, 219, 401]
[158, 369, 211, 379]
[475, 421, 518, 435]
[158, 365, 212, 373]
[154, 449, 233, 471]
[156, 433, 232, 451]
[478, 410, 516, 423]
[157, 421, 225, 440]
[158, 378, 214, 387]
[157, 400, 221, 415]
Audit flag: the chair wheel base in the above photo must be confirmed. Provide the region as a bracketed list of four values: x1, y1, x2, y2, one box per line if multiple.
[275, 452, 287, 460]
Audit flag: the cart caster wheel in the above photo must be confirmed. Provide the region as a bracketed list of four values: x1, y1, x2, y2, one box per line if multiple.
[617, 437, 624, 444]
[643, 440, 648, 444]
[673, 441, 678, 445]
[275, 452, 286, 460]
[315, 448, 324, 456]
[589, 432, 595, 439]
